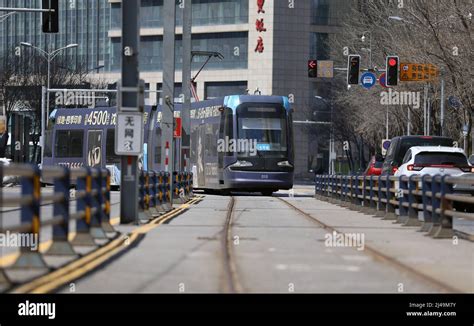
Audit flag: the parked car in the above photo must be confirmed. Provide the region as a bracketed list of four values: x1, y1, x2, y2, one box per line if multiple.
[469, 155, 474, 166]
[395, 146, 474, 213]
[365, 154, 384, 176]
[395, 146, 472, 177]
[382, 136, 455, 175]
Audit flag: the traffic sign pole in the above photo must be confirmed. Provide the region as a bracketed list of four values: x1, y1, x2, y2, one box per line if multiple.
[118, 1, 142, 224]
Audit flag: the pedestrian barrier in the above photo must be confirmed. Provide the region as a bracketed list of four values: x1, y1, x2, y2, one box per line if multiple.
[315, 174, 474, 239]
[0, 163, 195, 291]
[0, 164, 113, 288]
[138, 170, 194, 220]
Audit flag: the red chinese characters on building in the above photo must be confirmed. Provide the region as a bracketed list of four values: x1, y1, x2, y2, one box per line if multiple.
[255, 0, 267, 53]
[255, 36, 264, 53]
[255, 18, 266, 32]
[257, 0, 265, 14]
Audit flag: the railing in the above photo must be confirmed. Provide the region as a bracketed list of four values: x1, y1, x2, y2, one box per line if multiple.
[0, 164, 112, 287]
[315, 174, 474, 239]
[138, 170, 193, 220]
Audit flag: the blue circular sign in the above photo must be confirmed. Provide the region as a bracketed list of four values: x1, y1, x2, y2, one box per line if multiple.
[383, 140, 391, 150]
[361, 72, 377, 89]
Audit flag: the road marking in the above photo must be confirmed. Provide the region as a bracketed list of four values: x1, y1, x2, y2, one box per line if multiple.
[10, 196, 203, 294]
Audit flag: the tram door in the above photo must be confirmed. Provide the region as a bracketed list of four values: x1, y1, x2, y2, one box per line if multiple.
[87, 130, 103, 168]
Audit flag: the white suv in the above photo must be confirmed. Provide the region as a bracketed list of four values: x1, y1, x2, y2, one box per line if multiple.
[395, 146, 473, 177]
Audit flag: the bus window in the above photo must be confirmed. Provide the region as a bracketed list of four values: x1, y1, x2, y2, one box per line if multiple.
[43, 130, 53, 158]
[55, 130, 84, 158]
[106, 129, 120, 164]
[154, 127, 161, 164]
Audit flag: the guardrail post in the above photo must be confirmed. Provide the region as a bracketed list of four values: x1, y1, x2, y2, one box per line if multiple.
[71, 168, 97, 247]
[384, 176, 397, 220]
[138, 170, 151, 222]
[349, 175, 357, 210]
[431, 175, 454, 239]
[156, 172, 166, 213]
[375, 175, 386, 217]
[45, 167, 77, 257]
[148, 171, 160, 216]
[165, 172, 172, 211]
[89, 169, 108, 238]
[101, 169, 115, 233]
[396, 175, 409, 224]
[360, 176, 370, 213]
[11, 165, 48, 269]
[420, 175, 433, 232]
[404, 175, 422, 227]
[173, 172, 181, 205]
[189, 172, 194, 198]
[354, 175, 363, 209]
[366, 175, 377, 215]
[340, 176, 349, 207]
[426, 175, 443, 236]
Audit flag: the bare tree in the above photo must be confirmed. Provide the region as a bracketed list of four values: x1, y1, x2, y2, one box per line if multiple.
[329, 0, 473, 161]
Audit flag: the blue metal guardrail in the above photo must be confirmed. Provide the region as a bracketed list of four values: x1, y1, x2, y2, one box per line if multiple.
[315, 174, 474, 239]
[0, 164, 193, 289]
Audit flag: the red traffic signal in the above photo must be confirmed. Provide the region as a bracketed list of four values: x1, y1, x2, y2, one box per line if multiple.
[386, 56, 399, 86]
[308, 60, 318, 78]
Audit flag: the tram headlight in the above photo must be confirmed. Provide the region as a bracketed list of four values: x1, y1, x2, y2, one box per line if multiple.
[229, 160, 254, 169]
[277, 161, 293, 168]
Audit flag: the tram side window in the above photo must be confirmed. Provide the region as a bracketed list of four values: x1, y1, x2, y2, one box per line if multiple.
[106, 129, 120, 164]
[154, 127, 162, 164]
[43, 130, 53, 158]
[55, 130, 84, 158]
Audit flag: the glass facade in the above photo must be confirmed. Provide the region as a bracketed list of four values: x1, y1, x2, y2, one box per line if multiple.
[0, 0, 110, 71]
[110, 32, 248, 72]
[0, 0, 248, 73]
[111, 0, 249, 29]
[309, 33, 330, 60]
[205, 81, 247, 99]
[311, 0, 344, 26]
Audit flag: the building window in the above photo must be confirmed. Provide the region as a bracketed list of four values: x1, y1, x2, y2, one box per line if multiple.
[205, 81, 247, 99]
[311, 0, 344, 26]
[310, 33, 330, 60]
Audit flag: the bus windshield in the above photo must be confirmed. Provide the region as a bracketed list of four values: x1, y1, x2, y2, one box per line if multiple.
[237, 106, 287, 156]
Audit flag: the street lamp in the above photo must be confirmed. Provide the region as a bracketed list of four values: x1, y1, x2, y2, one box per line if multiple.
[20, 42, 78, 149]
[314, 96, 335, 175]
[360, 31, 372, 70]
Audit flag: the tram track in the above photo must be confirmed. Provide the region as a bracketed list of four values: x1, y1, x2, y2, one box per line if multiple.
[276, 196, 463, 293]
[222, 196, 244, 293]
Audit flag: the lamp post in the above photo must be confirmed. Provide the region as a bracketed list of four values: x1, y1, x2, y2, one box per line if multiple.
[20, 42, 78, 148]
[315, 96, 335, 174]
[361, 31, 372, 70]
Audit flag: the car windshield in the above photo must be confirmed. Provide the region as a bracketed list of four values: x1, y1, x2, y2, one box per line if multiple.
[415, 152, 468, 166]
[395, 138, 453, 164]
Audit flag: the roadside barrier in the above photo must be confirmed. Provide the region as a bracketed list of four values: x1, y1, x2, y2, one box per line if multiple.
[0, 164, 113, 288]
[315, 174, 474, 239]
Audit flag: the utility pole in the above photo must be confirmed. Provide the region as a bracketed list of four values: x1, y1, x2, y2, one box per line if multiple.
[162, 0, 176, 202]
[181, 0, 192, 172]
[440, 77, 445, 136]
[118, 1, 142, 224]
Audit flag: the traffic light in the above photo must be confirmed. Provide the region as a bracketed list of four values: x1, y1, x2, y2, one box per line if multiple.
[42, 0, 59, 33]
[386, 56, 399, 86]
[347, 55, 361, 85]
[308, 60, 318, 78]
